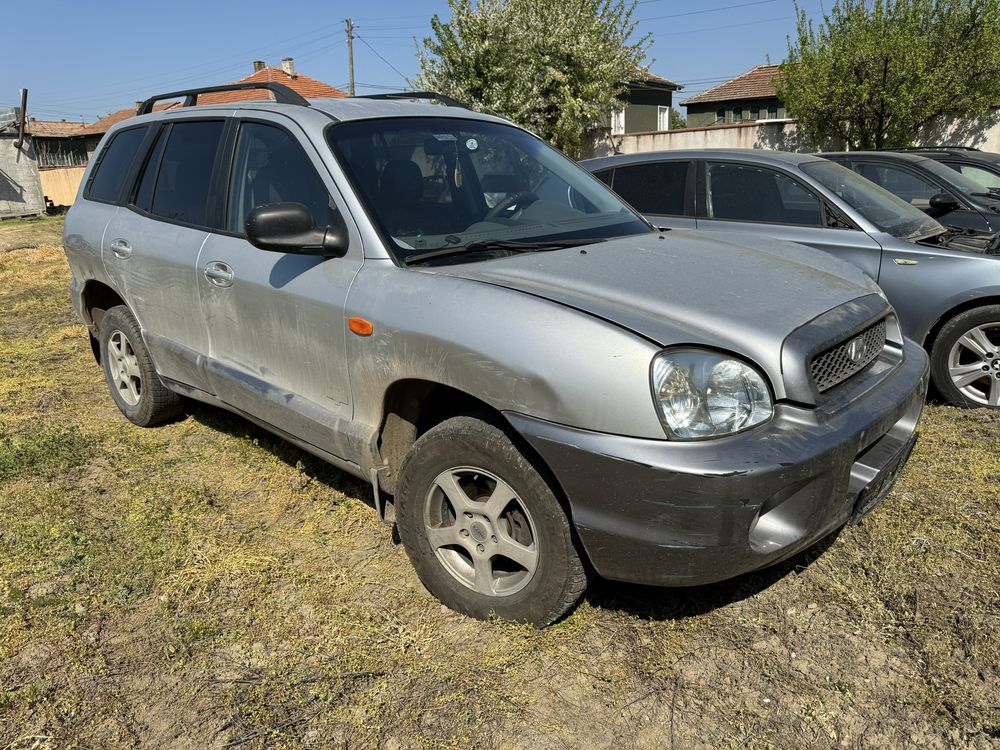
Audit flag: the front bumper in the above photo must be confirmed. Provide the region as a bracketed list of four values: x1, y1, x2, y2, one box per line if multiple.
[505, 341, 929, 586]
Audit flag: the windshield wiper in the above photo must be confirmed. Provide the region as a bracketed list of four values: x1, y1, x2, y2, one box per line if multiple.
[403, 238, 598, 266]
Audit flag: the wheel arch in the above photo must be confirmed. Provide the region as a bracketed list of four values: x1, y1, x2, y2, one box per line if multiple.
[922, 294, 1000, 352]
[81, 279, 126, 331]
[374, 378, 573, 519]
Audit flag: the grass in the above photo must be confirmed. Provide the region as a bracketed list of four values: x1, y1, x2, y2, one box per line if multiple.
[1, 216, 998, 749]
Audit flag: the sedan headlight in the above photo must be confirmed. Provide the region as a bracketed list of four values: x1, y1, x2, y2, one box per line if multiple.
[651, 349, 773, 439]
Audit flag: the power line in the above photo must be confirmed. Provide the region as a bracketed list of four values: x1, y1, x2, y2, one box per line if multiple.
[354, 34, 409, 82]
[658, 14, 796, 36]
[638, 0, 777, 21]
[42, 21, 346, 101]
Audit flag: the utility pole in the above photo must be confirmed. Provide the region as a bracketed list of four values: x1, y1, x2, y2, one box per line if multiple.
[345, 18, 355, 97]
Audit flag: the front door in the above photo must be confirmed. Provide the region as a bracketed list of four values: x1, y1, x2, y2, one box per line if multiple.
[695, 160, 884, 280]
[197, 114, 364, 459]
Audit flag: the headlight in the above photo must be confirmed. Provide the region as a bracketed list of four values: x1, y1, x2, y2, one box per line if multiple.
[651, 349, 773, 439]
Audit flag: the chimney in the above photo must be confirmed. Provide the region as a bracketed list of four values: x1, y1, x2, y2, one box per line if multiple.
[281, 57, 295, 77]
[253, 60, 266, 73]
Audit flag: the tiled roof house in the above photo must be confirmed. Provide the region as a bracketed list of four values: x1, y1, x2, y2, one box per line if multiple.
[83, 58, 347, 136]
[681, 64, 786, 128]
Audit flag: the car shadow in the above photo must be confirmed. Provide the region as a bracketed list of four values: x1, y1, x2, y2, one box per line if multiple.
[182, 402, 841, 622]
[186, 402, 372, 505]
[582, 531, 841, 622]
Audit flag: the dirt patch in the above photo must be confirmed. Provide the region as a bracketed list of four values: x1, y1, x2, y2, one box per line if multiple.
[2, 221, 998, 749]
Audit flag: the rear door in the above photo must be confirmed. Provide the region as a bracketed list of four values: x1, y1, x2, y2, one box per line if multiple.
[695, 160, 884, 279]
[603, 159, 696, 229]
[196, 113, 364, 458]
[103, 117, 227, 391]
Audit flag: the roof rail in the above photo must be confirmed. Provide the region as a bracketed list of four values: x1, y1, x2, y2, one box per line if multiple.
[354, 91, 469, 109]
[136, 82, 310, 116]
[876, 146, 980, 152]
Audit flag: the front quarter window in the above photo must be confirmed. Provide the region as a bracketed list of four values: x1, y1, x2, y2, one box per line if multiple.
[327, 117, 650, 264]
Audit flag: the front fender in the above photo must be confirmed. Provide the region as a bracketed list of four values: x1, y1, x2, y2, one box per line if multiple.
[346, 261, 667, 441]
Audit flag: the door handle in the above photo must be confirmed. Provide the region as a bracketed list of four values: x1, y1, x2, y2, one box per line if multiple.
[204, 261, 235, 288]
[109, 238, 132, 259]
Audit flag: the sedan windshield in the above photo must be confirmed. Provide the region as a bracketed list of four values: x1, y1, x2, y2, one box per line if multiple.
[327, 117, 652, 263]
[802, 159, 943, 240]
[917, 156, 999, 197]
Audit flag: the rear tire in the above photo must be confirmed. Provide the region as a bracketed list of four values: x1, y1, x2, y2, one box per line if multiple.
[98, 305, 183, 426]
[395, 416, 586, 626]
[929, 305, 1000, 409]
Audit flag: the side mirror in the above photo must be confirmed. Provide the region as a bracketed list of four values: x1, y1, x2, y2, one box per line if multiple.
[245, 202, 348, 257]
[928, 192, 960, 212]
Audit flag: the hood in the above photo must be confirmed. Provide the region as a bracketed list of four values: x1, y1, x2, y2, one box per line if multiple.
[434, 230, 886, 398]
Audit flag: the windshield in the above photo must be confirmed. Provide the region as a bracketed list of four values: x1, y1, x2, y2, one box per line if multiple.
[917, 157, 999, 197]
[327, 117, 651, 263]
[802, 159, 943, 239]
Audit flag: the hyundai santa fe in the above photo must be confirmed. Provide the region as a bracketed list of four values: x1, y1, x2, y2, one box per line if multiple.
[63, 85, 928, 625]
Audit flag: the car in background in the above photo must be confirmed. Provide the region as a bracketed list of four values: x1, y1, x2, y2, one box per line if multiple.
[583, 149, 1000, 409]
[821, 150, 1000, 235]
[882, 147, 1000, 193]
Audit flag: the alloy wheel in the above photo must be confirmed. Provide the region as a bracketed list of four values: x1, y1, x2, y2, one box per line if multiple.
[423, 466, 539, 597]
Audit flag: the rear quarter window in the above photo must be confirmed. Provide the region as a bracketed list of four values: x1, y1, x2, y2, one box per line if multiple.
[85, 127, 148, 204]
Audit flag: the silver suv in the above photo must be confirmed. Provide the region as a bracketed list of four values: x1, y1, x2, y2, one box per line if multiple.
[63, 84, 928, 625]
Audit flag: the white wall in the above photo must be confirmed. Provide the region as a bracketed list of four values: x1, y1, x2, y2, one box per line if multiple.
[586, 108, 1000, 158]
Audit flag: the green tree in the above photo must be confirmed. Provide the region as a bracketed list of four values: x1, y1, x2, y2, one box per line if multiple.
[776, 0, 1000, 149]
[669, 107, 686, 130]
[417, 0, 649, 158]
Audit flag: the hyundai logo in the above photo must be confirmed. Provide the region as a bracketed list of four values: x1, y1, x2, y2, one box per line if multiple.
[846, 336, 867, 364]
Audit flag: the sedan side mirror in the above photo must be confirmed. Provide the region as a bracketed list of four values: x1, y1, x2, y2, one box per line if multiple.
[245, 202, 348, 257]
[928, 192, 961, 212]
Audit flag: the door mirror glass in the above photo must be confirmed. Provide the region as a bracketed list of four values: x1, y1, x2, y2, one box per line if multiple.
[928, 191, 961, 212]
[245, 202, 348, 257]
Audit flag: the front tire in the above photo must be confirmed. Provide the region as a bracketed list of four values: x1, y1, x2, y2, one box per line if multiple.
[929, 305, 1000, 409]
[395, 416, 586, 626]
[98, 305, 183, 426]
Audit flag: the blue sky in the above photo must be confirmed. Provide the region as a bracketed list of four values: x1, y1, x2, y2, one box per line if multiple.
[1, 0, 827, 123]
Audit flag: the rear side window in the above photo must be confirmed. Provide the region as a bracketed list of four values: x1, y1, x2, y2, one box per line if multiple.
[86, 127, 147, 203]
[148, 121, 225, 226]
[593, 169, 613, 186]
[226, 121, 330, 234]
[706, 162, 822, 226]
[612, 162, 689, 215]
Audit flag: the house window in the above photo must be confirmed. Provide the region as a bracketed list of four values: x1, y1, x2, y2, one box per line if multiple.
[611, 108, 625, 135]
[657, 106, 670, 131]
[731, 108, 743, 123]
[768, 105, 778, 119]
[716, 108, 725, 124]
[749, 106, 760, 121]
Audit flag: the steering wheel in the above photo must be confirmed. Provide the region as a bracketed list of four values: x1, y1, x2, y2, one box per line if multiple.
[484, 191, 540, 221]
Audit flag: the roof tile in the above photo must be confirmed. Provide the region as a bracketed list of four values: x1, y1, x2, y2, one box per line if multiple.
[82, 66, 347, 135]
[680, 64, 781, 106]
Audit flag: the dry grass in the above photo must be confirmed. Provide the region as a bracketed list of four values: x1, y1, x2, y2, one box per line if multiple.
[1, 218, 998, 749]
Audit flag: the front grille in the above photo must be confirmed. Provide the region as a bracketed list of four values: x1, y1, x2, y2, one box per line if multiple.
[810, 319, 887, 392]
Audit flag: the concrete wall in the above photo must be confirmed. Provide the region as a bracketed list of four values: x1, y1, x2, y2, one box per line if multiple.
[39, 166, 86, 208]
[588, 119, 813, 158]
[0, 135, 45, 219]
[587, 110, 1000, 158]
